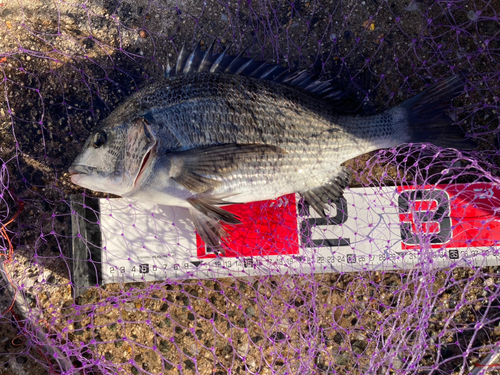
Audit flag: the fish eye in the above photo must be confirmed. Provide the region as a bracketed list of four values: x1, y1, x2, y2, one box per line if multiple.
[93, 131, 107, 148]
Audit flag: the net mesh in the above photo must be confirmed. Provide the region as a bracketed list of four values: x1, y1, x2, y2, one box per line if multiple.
[1, 0, 500, 373]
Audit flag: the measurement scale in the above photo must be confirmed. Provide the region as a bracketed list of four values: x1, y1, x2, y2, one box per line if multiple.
[70, 183, 500, 295]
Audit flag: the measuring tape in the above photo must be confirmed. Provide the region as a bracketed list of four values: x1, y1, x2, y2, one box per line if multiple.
[69, 183, 500, 293]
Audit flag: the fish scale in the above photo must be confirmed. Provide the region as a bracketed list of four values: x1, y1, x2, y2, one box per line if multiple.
[132, 72, 399, 206]
[70, 42, 475, 250]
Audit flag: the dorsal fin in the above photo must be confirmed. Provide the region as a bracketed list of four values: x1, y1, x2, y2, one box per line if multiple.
[165, 40, 359, 112]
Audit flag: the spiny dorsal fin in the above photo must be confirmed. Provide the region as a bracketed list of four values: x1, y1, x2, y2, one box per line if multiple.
[164, 40, 358, 112]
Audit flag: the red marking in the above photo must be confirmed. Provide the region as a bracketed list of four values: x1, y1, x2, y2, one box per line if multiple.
[195, 182, 500, 257]
[399, 183, 500, 250]
[0, 57, 6, 63]
[413, 200, 437, 211]
[197, 194, 300, 258]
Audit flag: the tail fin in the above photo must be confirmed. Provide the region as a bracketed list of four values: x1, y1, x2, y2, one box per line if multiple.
[400, 74, 476, 150]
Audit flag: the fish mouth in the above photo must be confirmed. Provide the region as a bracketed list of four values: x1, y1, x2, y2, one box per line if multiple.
[69, 165, 93, 176]
[69, 165, 96, 185]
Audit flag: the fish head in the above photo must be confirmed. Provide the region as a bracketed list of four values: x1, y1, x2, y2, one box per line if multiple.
[69, 117, 157, 195]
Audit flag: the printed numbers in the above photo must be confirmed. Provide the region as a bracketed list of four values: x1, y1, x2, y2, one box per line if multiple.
[109, 266, 126, 275]
[398, 190, 452, 245]
[300, 197, 350, 247]
[243, 258, 254, 268]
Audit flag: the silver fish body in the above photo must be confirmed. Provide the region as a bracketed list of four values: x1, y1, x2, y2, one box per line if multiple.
[123, 72, 405, 205]
[70, 43, 474, 249]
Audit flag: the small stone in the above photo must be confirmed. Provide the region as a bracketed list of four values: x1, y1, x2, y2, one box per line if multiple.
[221, 14, 228, 21]
[393, 355, 404, 370]
[251, 335, 263, 343]
[184, 359, 195, 370]
[163, 360, 173, 370]
[237, 342, 249, 356]
[187, 313, 195, 321]
[73, 322, 83, 336]
[404, 1, 419, 11]
[336, 354, 349, 366]
[16, 356, 28, 364]
[333, 333, 343, 345]
[245, 306, 256, 318]
[270, 332, 286, 342]
[139, 30, 147, 38]
[195, 329, 203, 339]
[467, 10, 479, 21]
[159, 340, 170, 354]
[352, 339, 367, 354]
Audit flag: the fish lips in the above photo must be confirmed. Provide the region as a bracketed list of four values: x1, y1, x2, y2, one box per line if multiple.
[69, 165, 94, 185]
[68, 164, 108, 192]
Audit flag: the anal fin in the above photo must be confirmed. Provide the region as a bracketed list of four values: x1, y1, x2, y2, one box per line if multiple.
[188, 197, 242, 253]
[300, 167, 351, 218]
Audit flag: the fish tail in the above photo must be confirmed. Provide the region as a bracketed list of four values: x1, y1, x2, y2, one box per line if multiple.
[400, 74, 476, 150]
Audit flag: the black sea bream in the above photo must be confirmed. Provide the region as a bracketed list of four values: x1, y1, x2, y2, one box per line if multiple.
[69, 42, 475, 250]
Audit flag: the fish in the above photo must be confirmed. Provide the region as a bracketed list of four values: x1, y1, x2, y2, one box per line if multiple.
[69, 41, 476, 251]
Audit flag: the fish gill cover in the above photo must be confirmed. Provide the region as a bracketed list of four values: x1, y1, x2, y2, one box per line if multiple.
[0, 0, 499, 374]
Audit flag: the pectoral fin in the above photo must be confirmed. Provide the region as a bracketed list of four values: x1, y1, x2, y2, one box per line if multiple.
[168, 143, 287, 194]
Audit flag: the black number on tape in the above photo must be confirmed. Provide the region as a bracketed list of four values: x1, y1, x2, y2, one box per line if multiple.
[398, 190, 452, 245]
[300, 197, 350, 247]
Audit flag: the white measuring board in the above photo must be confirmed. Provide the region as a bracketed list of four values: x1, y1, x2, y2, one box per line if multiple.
[98, 183, 500, 284]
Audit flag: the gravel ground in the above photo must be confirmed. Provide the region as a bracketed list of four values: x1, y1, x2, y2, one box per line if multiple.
[0, 0, 499, 374]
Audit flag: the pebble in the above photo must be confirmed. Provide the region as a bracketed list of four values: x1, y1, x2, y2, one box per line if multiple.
[139, 30, 147, 38]
[246, 358, 256, 368]
[404, 1, 419, 11]
[221, 14, 228, 21]
[336, 355, 349, 365]
[270, 332, 286, 342]
[237, 342, 249, 356]
[393, 355, 404, 370]
[245, 306, 256, 318]
[467, 10, 479, 21]
[16, 356, 28, 365]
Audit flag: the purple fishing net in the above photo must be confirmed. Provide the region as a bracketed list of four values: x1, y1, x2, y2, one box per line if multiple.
[0, 0, 500, 374]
